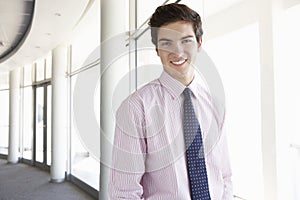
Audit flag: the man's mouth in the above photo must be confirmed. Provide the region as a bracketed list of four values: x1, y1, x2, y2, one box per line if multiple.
[170, 59, 187, 66]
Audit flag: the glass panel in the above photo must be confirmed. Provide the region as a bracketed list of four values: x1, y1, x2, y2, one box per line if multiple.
[95, 80, 100, 129]
[36, 59, 45, 82]
[71, 0, 100, 72]
[23, 87, 33, 160]
[69, 1, 100, 187]
[136, 30, 161, 89]
[35, 87, 44, 163]
[274, 5, 300, 200]
[0, 73, 9, 90]
[136, 0, 167, 28]
[71, 72, 100, 190]
[176, 0, 204, 18]
[23, 64, 32, 86]
[47, 85, 52, 165]
[205, 23, 262, 200]
[46, 53, 52, 79]
[0, 90, 9, 155]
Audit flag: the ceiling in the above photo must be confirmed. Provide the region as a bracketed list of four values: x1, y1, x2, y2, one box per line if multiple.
[0, 0, 92, 72]
[0, 0, 34, 62]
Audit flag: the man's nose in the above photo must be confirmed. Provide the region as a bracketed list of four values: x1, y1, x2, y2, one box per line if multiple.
[171, 42, 184, 55]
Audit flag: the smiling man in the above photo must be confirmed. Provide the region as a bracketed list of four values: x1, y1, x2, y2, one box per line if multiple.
[156, 20, 200, 86]
[109, 3, 233, 200]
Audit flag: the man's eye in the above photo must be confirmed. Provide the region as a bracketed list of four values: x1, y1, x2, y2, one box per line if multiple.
[160, 41, 171, 47]
[182, 39, 192, 44]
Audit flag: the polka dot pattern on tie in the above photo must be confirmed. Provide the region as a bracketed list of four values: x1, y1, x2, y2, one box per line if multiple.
[183, 88, 211, 200]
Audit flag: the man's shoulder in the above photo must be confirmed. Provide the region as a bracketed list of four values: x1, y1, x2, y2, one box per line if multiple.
[118, 78, 161, 109]
[129, 78, 161, 100]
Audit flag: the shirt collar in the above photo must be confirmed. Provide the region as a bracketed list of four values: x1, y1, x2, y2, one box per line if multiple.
[159, 71, 201, 99]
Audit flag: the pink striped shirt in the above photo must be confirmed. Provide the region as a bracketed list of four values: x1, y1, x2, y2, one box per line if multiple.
[109, 71, 233, 200]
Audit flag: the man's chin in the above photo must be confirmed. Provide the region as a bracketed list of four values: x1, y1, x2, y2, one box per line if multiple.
[165, 67, 194, 81]
[168, 67, 193, 77]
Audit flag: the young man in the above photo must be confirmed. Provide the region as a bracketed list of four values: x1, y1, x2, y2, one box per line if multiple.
[109, 3, 233, 200]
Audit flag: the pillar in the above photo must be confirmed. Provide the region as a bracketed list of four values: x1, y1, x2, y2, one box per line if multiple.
[50, 45, 68, 183]
[100, 0, 128, 198]
[258, 0, 281, 199]
[8, 68, 21, 164]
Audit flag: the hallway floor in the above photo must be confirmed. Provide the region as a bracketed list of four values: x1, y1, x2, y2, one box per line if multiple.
[0, 159, 96, 200]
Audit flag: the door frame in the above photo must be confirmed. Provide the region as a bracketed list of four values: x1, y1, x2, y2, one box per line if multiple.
[32, 81, 51, 169]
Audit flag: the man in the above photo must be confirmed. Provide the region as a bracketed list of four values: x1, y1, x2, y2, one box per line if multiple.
[109, 3, 233, 200]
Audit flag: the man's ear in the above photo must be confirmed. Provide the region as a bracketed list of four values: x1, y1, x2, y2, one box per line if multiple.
[197, 37, 202, 52]
[156, 48, 159, 56]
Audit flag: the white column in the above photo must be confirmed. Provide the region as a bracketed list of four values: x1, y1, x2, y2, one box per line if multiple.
[50, 45, 68, 183]
[100, 0, 128, 199]
[8, 68, 21, 164]
[258, 0, 280, 199]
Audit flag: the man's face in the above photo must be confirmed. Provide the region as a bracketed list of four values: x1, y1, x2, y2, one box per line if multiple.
[157, 21, 201, 84]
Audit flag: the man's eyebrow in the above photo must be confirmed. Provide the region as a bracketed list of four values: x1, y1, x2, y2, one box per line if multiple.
[181, 35, 194, 40]
[158, 38, 172, 42]
[158, 35, 194, 42]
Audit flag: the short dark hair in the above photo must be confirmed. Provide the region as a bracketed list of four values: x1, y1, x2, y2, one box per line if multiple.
[148, 3, 203, 48]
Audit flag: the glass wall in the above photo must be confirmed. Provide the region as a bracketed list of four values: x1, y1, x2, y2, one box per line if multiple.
[45, 53, 52, 80]
[21, 52, 52, 165]
[22, 65, 33, 160]
[22, 86, 33, 160]
[274, 4, 300, 200]
[204, 23, 263, 200]
[71, 70, 100, 190]
[47, 85, 52, 166]
[35, 86, 44, 163]
[0, 73, 9, 155]
[69, 0, 100, 190]
[35, 59, 45, 82]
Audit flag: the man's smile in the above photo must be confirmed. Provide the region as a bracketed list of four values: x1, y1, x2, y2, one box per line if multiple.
[170, 58, 188, 67]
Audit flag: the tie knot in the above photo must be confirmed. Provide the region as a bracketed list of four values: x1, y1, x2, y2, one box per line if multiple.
[183, 88, 192, 98]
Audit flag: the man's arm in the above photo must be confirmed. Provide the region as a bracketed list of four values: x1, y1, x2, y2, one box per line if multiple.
[219, 117, 234, 200]
[108, 97, 147, 199]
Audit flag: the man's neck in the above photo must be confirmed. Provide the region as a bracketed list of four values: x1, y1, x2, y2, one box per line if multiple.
[174, 72, 195, 86]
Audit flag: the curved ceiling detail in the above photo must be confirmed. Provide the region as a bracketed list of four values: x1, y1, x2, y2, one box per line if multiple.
[0, 0, 91, 72]
[0, 0, 35, 63]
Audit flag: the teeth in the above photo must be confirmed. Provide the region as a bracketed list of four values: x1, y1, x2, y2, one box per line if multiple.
[171, 60, 186, 65]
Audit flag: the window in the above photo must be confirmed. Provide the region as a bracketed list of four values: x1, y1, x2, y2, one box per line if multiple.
[69, 0, 100, 190]
[70, 0, 100, 72]
[204, 23, 263, 200]
[71, 71, 100, 190]
[274, 4, 300, 200]
[0, 89, 9, 155]
[35, 59, 45, 82]
[45, 53, 52, 79]
[23, 64, 33, 86]
[0, 73, 9, 90]
[22, 86, 33, 160]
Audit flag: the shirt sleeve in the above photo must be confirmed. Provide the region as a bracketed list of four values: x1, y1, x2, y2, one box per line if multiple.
[220, 114, 234, 200]
[108, 96, 147, 200]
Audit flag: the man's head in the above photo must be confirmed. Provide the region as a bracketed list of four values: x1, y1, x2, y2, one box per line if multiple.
[149, 3, 203, 48]
[149, 3, 203, 86]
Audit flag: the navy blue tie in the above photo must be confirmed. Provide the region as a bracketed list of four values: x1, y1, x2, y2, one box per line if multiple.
[183, 88, 211, 200]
